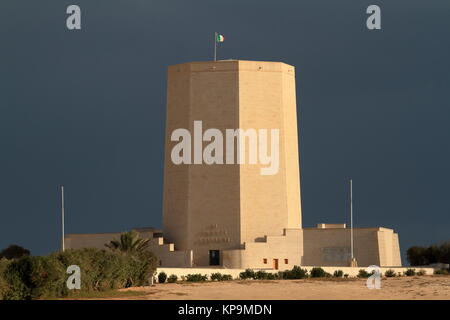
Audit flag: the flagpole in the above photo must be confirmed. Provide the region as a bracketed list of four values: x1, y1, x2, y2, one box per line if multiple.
[214, 32, 217, 61]
[61, 185, 65, 252]
[350, 179, 353, 261]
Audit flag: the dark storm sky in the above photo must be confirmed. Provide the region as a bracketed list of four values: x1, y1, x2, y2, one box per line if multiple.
[1, 0, 449, 263]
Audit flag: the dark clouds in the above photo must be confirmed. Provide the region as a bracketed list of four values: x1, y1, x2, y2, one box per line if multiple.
[1, 1, 449, 263]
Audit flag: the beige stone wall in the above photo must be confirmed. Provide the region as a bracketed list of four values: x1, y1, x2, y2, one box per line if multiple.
[238, 61, 302, 244]
[163, 62, 194, 252]
[163, 61, 241, 267]
[391, 233, 402, 266]
[148, 237, 193, 268]
[377, 228, 402, 267]
[302, 227, 402, 267]
[163, 60, 303, 267]
[222, 228, 303, 269]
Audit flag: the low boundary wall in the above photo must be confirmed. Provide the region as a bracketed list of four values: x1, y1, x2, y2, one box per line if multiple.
[156, 266, 437, 279]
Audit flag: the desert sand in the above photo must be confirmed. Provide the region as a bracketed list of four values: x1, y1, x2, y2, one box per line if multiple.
[110, 276, 450, 300]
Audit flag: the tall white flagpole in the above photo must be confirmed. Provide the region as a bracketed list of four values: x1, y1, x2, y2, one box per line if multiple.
[350, 179, 354, 260]
[214, 32, 217, 61]
[61, 185, 65, 252]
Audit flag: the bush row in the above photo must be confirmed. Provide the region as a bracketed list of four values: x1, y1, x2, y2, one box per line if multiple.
[157, 272, 233, 283]
[210, 273, 233, 281]
[0, 248, 156, 300]
[239, 267, 336, 280]
[357, 268, 429, 278]
[156, 267, 353, 283]
[158, 267, 439, 283]
[434, 269, 449, 275]
[239, 267, 432, 280]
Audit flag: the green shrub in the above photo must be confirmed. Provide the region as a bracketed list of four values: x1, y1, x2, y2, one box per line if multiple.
[59, 248, 156, 290]
[333, 270, 344, 278]
[0, 259, 11, 299]
[255, 270, 269, 280]
[2, 255, 66, 300]
[416, 269, 426, 276]
[210, 273, 222, 281]
[158, 272, 167, 283]
[2, 257, 34, 300]
[283, 266, 308, 279]
[56, 248, 141, 290]
[290, 266, 308, 279]
[404, 268, 416, 276]
[53, 248, 118, 291]
[239, 269, 256, 280]
[434, 269, 449, 275]
[1, 248, 157, 300]
[310, 267, 329, 278]
[120, 251, 156, 288]
[167, 274, 178, 283]
[185, 274, 208, 282]
[357, 269, 372, 278]
[384, 269, 396, 277]
[266, 272, 278, 280]
[210, 273, 233, 281]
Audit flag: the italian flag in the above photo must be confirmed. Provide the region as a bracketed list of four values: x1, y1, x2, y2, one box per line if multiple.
[216, 34, 225, 43]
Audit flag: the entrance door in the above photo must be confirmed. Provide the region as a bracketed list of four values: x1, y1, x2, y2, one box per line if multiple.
[273, 259, 279, 270]
[209, 250, 220, 266]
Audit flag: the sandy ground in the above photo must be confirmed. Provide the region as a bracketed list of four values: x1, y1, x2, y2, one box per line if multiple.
[108, 276, 450, 300]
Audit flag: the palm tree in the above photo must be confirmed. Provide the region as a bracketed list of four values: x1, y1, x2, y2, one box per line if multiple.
[105, 230, 150, 255]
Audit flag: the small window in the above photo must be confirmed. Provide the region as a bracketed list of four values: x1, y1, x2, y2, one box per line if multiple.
[284, 259, 288, 264]
[263, 258, 267, 264]
[159, 260, 162, 266]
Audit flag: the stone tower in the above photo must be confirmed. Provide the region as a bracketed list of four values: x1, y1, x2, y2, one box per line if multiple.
[63, 60, 402, 269]
[162, 60, 303, 268]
